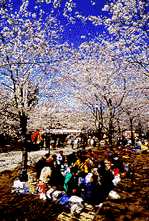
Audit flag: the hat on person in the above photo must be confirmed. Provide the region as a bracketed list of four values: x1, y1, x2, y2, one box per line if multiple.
[91, 168, 98, 173]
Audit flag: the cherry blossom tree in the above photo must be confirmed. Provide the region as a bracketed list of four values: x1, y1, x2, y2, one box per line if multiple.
[41, 0, 149, 144]
[60, 0, 149, 77]
[0, 85, 18, 135]
[102, 0, 149, 77]
[0, 0, 64, 137]
[58, 35, 149, 145]
[118, 72, 149, 143]
[57, 41, 124, 144]
[0, 0, 68, 171]
[1, 0, 149, 151]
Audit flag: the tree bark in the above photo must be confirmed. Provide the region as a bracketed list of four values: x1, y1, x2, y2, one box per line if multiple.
[130, 118, 135, 146]
[20, 113, 28, 180]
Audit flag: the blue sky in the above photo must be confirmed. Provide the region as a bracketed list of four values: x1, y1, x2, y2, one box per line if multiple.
[57, 0, 109, 46]
[5, 0, 109, 47]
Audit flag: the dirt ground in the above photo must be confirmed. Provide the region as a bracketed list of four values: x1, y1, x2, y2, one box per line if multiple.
[94, 148, 149, 221]
[0, 147, 149, 221]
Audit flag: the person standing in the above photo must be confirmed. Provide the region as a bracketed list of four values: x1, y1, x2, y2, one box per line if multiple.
[71, 139, 74, 149]
[57, 138, 60, 148]
[57, 150, 65, 170]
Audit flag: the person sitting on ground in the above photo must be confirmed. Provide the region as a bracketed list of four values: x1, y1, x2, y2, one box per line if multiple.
[49, 155, 63, 189]
[73, 153, 89, 174]
[90, 173, 103, 206]
[64, 169, 72, 192]
[111, 156, 124, 173]
[78, 167, 93, 203]
[98, 161, 114, 200]
[67, 167, 80, 197]
[35, 153, 50, 180]
[39, 161, 53, 183]
[50, 162, 65, 190]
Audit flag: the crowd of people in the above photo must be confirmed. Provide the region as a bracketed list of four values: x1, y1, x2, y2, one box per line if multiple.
[34, 148, 125, 207]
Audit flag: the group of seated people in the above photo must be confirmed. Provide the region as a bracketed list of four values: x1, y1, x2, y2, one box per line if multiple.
[35, 149, 124, 206]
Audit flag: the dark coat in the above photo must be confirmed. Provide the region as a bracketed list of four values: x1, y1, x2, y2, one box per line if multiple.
[50, 163, 65, 188]
[67, 174, 79, 197]
[35, 157, 49, 179]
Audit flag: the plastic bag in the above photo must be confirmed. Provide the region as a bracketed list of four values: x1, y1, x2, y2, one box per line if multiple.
[109, 190, 120, 199]
[13, 180, 26, 189]
[39, 193, 47, 200]
[112, 174, 121, 186]
[69, 195, 84, 214]
[70, 203, 84, 215]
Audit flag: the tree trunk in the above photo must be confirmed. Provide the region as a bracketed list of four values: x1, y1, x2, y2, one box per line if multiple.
[97, 123, 103, 149]
[130, 118, 134, 146]
[109, 120, 113, 149]
[20, 113, 28, 181]
[109, 108, 113, 149]
[139, 121, 142, 139]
